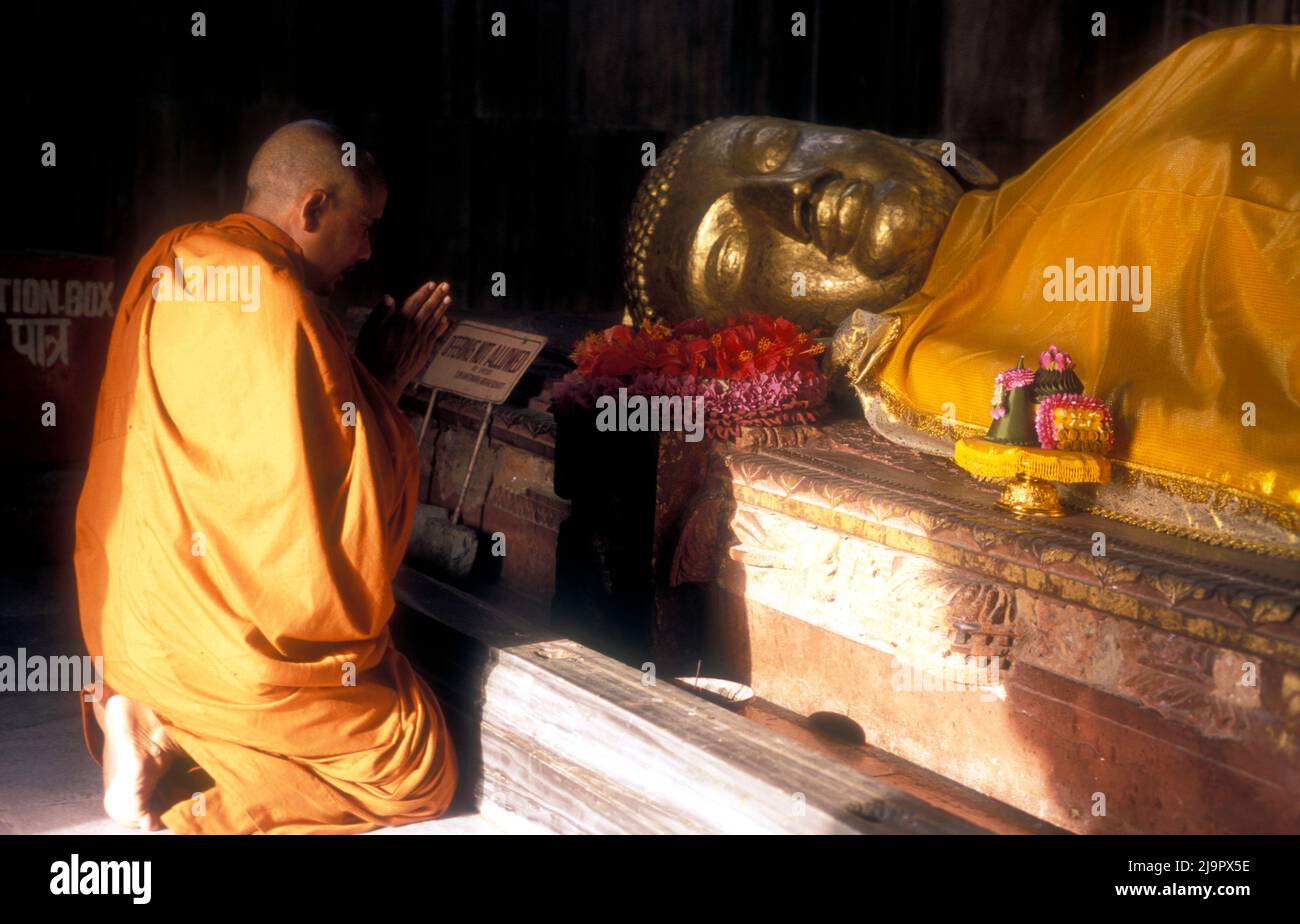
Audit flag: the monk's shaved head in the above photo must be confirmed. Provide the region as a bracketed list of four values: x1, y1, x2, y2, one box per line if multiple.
[244, 119, 387, 295]
[245, 119, 383, 211]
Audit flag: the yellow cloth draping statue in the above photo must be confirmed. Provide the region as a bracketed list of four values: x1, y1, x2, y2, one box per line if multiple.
[629, 25, 1300, 556]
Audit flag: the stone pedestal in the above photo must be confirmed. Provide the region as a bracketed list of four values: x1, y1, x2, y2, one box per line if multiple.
[703, 420, 1300, 833]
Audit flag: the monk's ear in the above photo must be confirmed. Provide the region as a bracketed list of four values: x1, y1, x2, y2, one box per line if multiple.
[300, 189, 329, 233]
[899, 138, 999, 189]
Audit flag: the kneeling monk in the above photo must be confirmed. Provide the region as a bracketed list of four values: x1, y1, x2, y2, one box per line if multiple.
[73, 120, 458, 833]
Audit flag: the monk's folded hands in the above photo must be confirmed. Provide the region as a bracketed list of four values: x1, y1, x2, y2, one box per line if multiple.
[356, 280, 453, 402]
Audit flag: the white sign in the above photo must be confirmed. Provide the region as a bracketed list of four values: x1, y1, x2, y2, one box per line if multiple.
[422, 320, 546, 403]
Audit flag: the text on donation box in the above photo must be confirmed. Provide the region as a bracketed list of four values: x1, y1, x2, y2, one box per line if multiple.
[422, 320, 546, 403]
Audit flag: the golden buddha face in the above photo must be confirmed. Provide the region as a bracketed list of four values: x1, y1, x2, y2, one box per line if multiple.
[625, 116, 995, 331]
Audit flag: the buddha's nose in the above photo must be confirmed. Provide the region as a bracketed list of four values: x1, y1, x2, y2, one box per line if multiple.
[734, 168, 844, 244]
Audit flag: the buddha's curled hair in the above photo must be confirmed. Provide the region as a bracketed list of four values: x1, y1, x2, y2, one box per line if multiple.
[623, 120, 720, 325]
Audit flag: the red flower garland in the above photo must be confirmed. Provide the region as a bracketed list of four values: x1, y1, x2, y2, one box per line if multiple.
[571, 314, 825, 382]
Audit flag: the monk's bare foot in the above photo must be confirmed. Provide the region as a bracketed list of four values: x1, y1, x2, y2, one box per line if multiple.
[95, 694, 177, 831]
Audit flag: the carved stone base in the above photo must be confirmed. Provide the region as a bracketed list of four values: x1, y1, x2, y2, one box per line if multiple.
[705, 420, 1300, 834]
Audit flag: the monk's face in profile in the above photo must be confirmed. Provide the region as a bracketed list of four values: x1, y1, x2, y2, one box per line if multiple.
[630, 116, 970, 330]
[297, 181, 386, 295]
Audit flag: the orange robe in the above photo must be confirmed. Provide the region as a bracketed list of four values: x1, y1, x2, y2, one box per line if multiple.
[73, 213, 457, 833]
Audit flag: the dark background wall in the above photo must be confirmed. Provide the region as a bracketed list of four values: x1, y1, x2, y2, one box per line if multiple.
[4, 0, 1297, 319]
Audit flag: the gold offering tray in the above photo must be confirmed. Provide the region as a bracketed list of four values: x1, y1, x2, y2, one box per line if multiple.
[954, 437, 1110, 517]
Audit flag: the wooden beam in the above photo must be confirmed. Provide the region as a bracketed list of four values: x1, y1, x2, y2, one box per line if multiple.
[393, 566, 1045, 834]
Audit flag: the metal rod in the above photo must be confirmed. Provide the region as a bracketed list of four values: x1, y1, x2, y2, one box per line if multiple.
[452, 401, 494, 526]
[415, 388, 440, 451]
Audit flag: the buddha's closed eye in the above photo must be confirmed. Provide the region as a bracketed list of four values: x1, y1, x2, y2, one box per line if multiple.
[706, 226, 748, 299]
[732, 123, 799, 175]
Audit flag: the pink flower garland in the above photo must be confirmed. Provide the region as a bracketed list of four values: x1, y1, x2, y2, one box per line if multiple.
[554, 369, 826, 418]
[995, 367, 1036, 390]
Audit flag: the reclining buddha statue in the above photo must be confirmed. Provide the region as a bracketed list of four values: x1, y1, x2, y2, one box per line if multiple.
[623, 25, 1300, 557]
